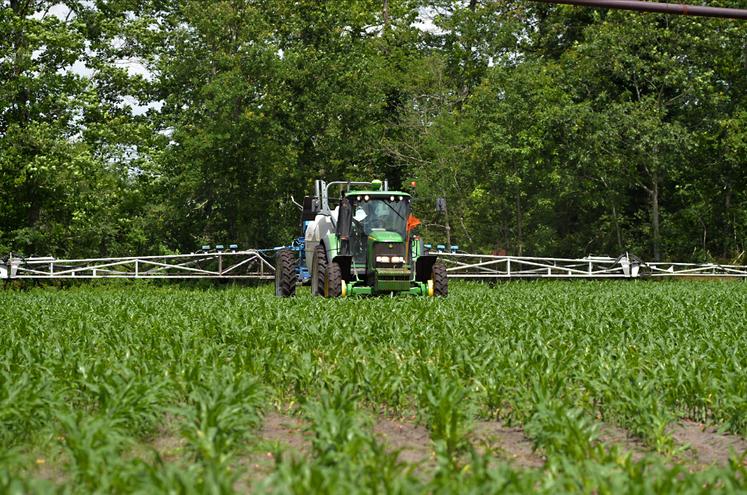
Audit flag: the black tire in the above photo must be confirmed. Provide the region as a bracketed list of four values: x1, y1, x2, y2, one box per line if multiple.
[325, 261, 343, 298]
[432, 260, 448, 297]
[275, 249, 297, 297]
[311, 244, 327, 297]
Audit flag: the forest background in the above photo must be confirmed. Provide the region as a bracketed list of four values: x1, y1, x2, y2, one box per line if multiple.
[2, 0, 746, 262]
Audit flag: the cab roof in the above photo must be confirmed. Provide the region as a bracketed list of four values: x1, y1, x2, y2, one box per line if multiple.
[345, 190, 411, 198]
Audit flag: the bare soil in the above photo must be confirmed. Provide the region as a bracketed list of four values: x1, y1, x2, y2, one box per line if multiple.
[373, 417, 433, 465]
[233, 412, 309, 492]
[470, 421, 545, 468]
[43, 409, 741, 493]
[246, 412, 546, 470]
[669, 420, 747, 467]
[259, 411, 310, 454]
[30, 454, 67, 485]
[598, 423, 649, 462]
[150, 430, 186, 462]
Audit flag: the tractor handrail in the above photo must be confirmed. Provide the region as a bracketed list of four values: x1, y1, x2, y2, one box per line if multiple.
[318, 179, 389, 215]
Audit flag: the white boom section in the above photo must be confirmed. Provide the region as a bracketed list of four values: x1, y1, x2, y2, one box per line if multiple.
[2, 251, 746, 281]
[1, 251, 274, 280]
[438, 252, 747, 279]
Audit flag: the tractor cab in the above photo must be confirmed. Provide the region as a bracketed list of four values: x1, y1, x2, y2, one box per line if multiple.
[346, 191, 410, 266]
[275, 178, 447, 298]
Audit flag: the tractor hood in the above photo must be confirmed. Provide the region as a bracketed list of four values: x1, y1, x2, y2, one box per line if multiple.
[368, 231, 404, 244]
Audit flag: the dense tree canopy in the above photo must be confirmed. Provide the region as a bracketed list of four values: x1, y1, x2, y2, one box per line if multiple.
[1, 0, 746, 262]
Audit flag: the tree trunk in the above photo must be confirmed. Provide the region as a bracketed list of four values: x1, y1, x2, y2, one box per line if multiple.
[503, 222, 510, 253]
[383, 0, 390, 29]
[458, 0, 479, 101]
[700, 218, 707, 253]
[515, 193, 523, 256]
[612, 204, 623, 252]
[443, 200, 452, 249]
[10, 0, 30, 127]
[12, 0, 37, 232]
[650, 174, 661, 261]
[725, 184, 734, 258]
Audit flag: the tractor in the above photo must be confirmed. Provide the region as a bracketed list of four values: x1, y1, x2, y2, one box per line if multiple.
[274, 179, 448, 297]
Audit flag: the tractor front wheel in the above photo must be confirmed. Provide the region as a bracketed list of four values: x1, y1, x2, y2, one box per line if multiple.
[275, 249, 297, 297]
[325, 261, 343, 298]
[311, 244, 327, 296]
[432, 261, 448, 297]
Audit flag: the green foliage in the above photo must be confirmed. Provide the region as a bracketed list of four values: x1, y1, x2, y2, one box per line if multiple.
[0, 1, 167, 258]
[179, 367, 265, 465]
[266, 383, 419, 493]
[418, 371, 472, 462]
[404, 3, 747, 260]
[57, 412, 132, 491]
[1, 1, 746, 260]
[0, 282, 746, 492]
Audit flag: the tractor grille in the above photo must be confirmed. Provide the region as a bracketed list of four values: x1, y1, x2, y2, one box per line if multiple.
[374, 242, 405, 257]
[374, 242, 406, 267]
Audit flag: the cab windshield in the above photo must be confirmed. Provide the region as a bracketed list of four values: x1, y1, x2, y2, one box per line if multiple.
[349, 196, 410, 262]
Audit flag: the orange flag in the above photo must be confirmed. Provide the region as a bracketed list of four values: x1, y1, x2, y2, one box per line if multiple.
[406, 214, 421, 232]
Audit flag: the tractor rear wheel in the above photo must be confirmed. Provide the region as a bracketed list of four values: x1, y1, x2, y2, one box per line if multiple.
[311, 244, 327, 296]
[432, 260, 448, 297]
[275, 249, 297, 297]
[325, 261, 343, 298]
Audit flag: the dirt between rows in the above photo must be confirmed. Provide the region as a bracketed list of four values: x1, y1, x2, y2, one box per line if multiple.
[372, 417, 434, 465]
[249, 412, 545, 469]
[259, 412, 309, 454]
[141, 412, 747, 469]
[470, 420, 545, 467]
[669, 420, 747, 468]
[598, 423, 649, 461]
[256, 412, 547, 467]
[247, 412, 747, 470]
[29, 412, 747, 489]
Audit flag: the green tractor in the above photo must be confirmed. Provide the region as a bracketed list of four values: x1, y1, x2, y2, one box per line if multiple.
[275, 179, 448, 297]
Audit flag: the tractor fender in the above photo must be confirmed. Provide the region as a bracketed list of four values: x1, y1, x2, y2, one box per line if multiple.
[322, 233, 341, 261]
[321, 235, 353, 281]
[414, 254, 438, 282]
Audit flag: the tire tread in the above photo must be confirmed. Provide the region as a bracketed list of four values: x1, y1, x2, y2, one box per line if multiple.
[275, 250, 297, 297]
[432, 260, 448, 297]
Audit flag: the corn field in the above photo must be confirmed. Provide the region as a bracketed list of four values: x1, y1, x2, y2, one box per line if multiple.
[1, 281, 746, 493]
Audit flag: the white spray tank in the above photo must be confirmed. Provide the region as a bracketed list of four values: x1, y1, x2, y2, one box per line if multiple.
[304, 207, 338, 268]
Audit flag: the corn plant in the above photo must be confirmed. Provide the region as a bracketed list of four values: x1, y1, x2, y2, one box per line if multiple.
[1, 281, 746, 492]
[178, 367, 265, 465]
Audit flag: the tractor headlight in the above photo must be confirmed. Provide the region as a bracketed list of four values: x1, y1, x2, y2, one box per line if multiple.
[390, 256, 404, 263]
[376, 256, 390, 263]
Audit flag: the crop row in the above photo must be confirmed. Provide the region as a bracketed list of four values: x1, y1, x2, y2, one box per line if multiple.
[0, 281, 745, 492]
